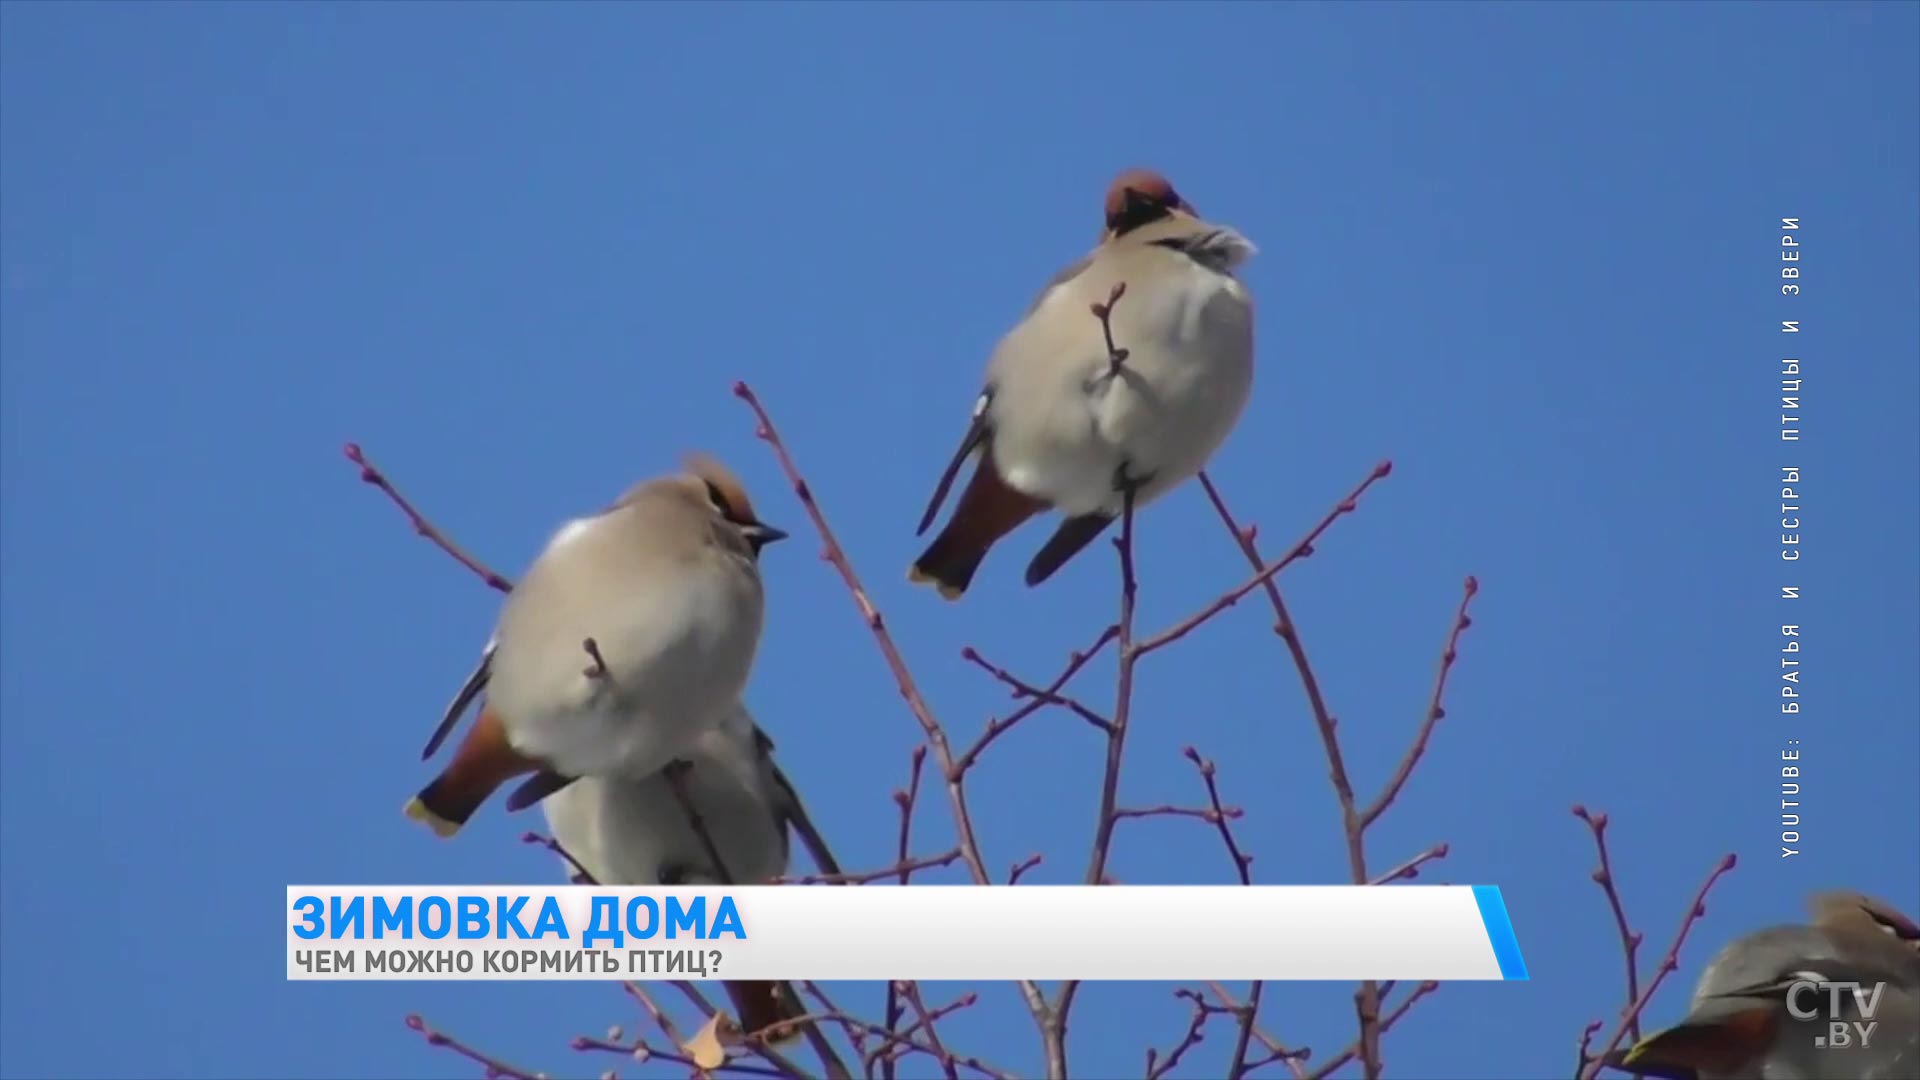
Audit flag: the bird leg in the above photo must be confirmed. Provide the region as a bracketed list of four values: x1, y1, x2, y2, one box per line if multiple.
[1091, 280, 1130, 376]
[1113, 461, 1148, 501]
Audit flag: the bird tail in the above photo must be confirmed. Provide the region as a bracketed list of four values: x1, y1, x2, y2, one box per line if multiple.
[404, 708, 537, 838]
[724, 980, 806, 1044]
[909, 461, 1046, 599]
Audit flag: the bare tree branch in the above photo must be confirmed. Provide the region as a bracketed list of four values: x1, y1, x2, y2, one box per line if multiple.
[353, 335, 1481, 1080]
[1368, 843, 1450, 887]
[1145, 988, 1218, 1080]
[1196, 472, 1472, 1080]
[732, 382, 1059, 1076]
[961, 646, 1114, 734]
[1572, 807, 1739, 1080]
[783, 850, 963, 886]
[882, 745, 928, 1079]
[405, 1014, 544, 1080]
[344, 443, 513, 593]
[1573, 806, 1646, 1044]
[521, 830, 599, 886]
[956, 626, 1119, 774]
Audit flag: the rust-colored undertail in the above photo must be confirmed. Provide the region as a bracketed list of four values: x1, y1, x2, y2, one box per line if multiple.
[404, 707, 540, 838]
[909, 457, 1048, 599]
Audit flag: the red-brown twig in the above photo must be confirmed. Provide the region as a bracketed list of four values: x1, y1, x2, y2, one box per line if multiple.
[890, 988, 978, 1080]
[1574, 806, 1645, 1045]
[1303, 981, 1439, 1080]
[1573, 811, 1739, 1080]
[783, 849, 963, 886]
[1007, 853, 1044, 884]
[1049, 484, 1139, 1061]
[1082, 483, 1140, 889]
[779, 1009, 1011, 1080]
[1093, 281, 1131, 373]
[960, 646, 1114, 733]
[882, 746, 927, 1079]
[797, 982, 869, 1062]
[1045, 291, 1148, 1070]
[736, 380, 985, 882]
[1205, 983, 1310, 1080]
[344, 443, 513, 593]
[1197, 471, 1466, 1080]
[1363, 579, 1478, 828]
[1135, 462, 1394, 657]
[1575, 1019, 1604, 1079]
[521, 831, 599, 885]
[572, 1034, 798, 1078]
[1196, 470, 1354, 829]
[1112, 803, 1242, 825]
[733, 382, 1058, 1076]
[405, 1014, 543, 1080]
[956, 626, 1119, 774]
[1146, 988, 1219, 1080]
[1367, 842, 1451, 886]
[1185, 748, 1255, 884]
[581, 637, 610, 679]
[1183, 748, 1271, 1079]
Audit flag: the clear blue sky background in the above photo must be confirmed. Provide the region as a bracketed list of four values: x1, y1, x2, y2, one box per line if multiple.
[2, 4, 1915, 1078]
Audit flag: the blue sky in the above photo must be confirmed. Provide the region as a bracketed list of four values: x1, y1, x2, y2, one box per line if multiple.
[2, 3, 1915, 1078]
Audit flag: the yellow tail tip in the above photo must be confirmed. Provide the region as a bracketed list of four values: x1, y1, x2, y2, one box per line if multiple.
[906, 564, 965, 600]
[404, 797, 462, 838]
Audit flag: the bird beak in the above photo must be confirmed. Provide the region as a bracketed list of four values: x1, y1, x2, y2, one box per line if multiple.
[744, 522, 790, 547]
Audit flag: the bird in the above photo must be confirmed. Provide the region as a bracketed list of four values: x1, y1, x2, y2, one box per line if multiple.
[910, 167, 1257, 598]
[540, 705, 840, 1043]
[1613, 892, 1920, 1079]
[405, 455, 788, 838]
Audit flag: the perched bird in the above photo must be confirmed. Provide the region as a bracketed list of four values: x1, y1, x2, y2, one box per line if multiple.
[1614, 892, 1920, 1079]
[911, 168, 1257, 597]
[540, 706, 839, 1042]
[406, 456, 787, 837]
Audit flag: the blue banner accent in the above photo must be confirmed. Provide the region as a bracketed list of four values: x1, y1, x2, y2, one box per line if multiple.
[1471, 885, 1529, 980]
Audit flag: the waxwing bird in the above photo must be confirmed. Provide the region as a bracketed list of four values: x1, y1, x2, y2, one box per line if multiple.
[541, 705, 839, 1043]
[1613, 893, 1920, 1080]
[406, 456, 788, 837]
[911, 168, 1257, 597]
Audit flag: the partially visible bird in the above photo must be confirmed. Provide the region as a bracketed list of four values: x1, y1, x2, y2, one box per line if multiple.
[406, 455, 787, 837]
[1613, 891, 1920, 1080]
[910, 167, 1257, 598]
[1810, 890, 1920, 977]
[540, 705, 838, 1043]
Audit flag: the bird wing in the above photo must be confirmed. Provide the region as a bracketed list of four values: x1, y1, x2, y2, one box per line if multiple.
[422, 636, 495, 759]
[758, 727, 842, 878]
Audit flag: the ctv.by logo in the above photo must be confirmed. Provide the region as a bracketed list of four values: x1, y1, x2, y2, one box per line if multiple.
[1785, 979, 1886, 1050]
